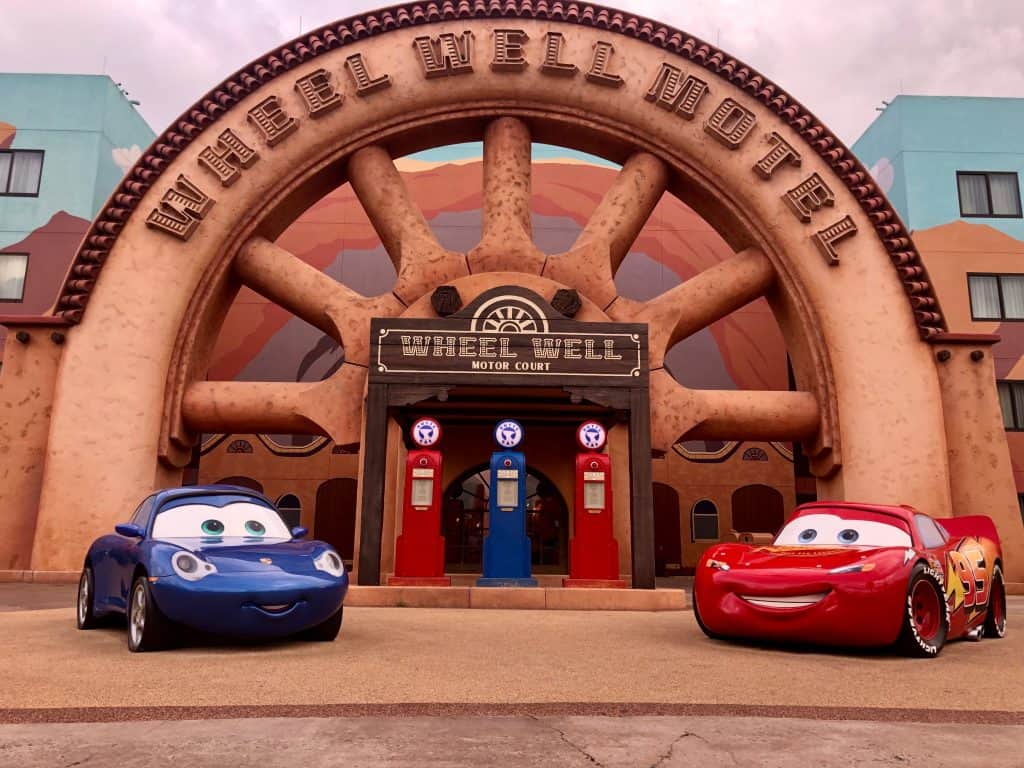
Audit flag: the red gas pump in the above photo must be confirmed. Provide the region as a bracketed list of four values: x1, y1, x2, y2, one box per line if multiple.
[563, 421, 625, 588]
[389, 417, 450, 586]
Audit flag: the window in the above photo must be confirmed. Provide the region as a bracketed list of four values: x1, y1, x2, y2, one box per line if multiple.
[691, 499, 719, 541]
[997, 381, 1024, 430]
[0, 253, 28, 301]
[957, 172, 1022, 218]
[914, 515, 947, 549]
[968, 274, 1024, 320]
[276, 493, 302, 529]
[0, 150, 44, 196]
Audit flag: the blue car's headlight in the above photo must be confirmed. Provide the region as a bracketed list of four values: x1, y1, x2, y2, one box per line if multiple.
[172, 551, 217, 581]
[314, 550, 345, 577]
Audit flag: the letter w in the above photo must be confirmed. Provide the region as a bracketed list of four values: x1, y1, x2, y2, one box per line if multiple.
[401, 335, 431, 356]
[532, 338, 562, 359]
[413, 32, 474, 78]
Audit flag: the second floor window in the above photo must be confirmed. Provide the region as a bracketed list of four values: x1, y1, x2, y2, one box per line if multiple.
[957, 171, 1022, 218]
[968, 274, 1024, 320]
[0, 252, 28, 301]
[997, 380, 1024, 430]
[0, 150, 44, 196]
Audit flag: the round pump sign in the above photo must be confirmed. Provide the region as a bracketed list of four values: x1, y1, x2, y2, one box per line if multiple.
[410, 417, 442, 448]
[576, 421, 607, 451]
[494, 419, 524, 449]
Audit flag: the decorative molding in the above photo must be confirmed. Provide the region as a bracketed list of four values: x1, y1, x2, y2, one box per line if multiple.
[741, 446, 768, 461]
[51, 0, 945, 339]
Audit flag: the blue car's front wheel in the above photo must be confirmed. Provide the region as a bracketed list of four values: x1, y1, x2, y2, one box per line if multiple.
[76, 567, 100, 630]
[128, 576, 174, 652]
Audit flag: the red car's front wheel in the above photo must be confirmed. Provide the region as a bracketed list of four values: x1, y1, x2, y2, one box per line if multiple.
[897, 564, 949, 658]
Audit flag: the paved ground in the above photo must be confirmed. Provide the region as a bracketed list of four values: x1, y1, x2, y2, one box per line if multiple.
[1, 586, 1021, 765]
[2, 715, 1022, 768]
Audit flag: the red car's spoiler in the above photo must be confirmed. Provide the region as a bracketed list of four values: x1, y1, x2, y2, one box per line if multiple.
[937, 515, 1001, 548]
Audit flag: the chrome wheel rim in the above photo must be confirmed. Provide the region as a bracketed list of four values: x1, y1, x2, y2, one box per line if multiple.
[129, 583, 146, 647]
[77, 572, 89, 625]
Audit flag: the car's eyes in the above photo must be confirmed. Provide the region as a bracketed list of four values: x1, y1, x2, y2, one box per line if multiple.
[837, 528, 860, 544]
[245, 520, 266, 536]
[797, 529, 817, 543]
[201, 519, 225, 536]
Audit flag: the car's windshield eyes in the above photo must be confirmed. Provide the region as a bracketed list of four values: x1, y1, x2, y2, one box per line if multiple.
[151, 502, 291, 540]
[775, 513, 911, 548]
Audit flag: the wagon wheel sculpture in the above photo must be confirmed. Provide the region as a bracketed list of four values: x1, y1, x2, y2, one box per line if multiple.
[180, 116, 821, 456]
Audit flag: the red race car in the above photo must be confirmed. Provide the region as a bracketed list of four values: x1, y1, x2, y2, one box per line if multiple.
[693, 502, 1007, 657]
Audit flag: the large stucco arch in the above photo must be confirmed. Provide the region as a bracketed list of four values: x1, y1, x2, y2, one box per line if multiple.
[21, 2, 1022, 579]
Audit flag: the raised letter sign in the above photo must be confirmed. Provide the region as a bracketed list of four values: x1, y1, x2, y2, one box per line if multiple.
[246, 95, 298, 146]
[294, 68, 343, 118]
[413, 32, 474, 78]
[145, 175, 215, 241]
[812, 215, 858, 266]
[645, 64, 708, 119]
[197, 129, 259, 187]
[541, 32, 577, 77]
[754, 131, 802, 179]
[586, 41, 624, 88]
[492, 29, 529, 72]
[704, 98, 757, 150]
[784, 173, 835, 222]
[345, 53, 391, 96]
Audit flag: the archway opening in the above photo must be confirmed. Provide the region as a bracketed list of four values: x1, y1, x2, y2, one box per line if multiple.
[442, 463, 569, 574]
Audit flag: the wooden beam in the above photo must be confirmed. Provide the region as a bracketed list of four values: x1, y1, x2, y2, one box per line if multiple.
[629, 387, 656, 589]
[357, 383, 389, 585]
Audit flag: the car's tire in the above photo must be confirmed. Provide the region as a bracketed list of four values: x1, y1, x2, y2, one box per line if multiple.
[897, 563, 949, 658]
[76, 566, 100, 630]
[127, 576, 173, 652]
[692, 588, 723, 640]
[301, 607, 344, 642]
[984, 564, 1007, 639]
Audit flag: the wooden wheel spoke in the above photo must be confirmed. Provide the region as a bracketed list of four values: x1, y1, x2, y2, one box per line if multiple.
[182, 363, 367, 446]
[649, 370, 819, 452]
[468, 117, 545, 274]
[610, 247, 775, 368]
[544, 152, 667, 308]
[347, 145, 466, 303]
[234, 237, 402, 366]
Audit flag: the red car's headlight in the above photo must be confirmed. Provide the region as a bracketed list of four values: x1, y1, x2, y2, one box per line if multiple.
[828, 562, 876, 575]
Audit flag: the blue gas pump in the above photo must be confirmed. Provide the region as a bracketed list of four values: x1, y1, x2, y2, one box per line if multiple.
[477, 420, 537, 587]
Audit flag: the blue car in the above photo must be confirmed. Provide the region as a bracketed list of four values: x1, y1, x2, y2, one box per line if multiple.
[76, 485, 349, 652]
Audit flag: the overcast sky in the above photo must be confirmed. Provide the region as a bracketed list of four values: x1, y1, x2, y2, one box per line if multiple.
[2, 0, 1022, 143]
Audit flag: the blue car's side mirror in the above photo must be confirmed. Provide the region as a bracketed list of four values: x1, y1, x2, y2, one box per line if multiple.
[115, 523, 145, 538]
[291, 526, 308, 539]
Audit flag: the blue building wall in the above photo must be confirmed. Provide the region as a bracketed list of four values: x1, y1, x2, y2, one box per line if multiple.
[852, 96, 1024, 238]
[0, 74, 155, 246]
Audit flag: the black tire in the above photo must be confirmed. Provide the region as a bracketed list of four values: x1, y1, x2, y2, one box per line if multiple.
[301, 607, 344, 642]
[692, 588, 723, 640]
[76, 566, 100, 630]
[984, 564, 1007, 639]
[127, 576, 174, 652]
[897, 564, 949, 658]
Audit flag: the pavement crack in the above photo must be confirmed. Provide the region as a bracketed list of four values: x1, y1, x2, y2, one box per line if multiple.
[528, 715, 606, 767]
[650, 731, 735, 768]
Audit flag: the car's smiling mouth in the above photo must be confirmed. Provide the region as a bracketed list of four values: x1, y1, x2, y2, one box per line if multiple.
[738, 592, 829, 609]
[245, 601, 302, 616]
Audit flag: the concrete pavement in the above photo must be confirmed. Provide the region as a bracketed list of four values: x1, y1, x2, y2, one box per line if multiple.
[1, 715, 1022, 767]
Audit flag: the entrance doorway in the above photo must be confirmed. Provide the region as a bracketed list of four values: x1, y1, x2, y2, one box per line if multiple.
[653, 482, 682, 577]
[731, 484, 785, 535]
[442, 464, 569, 574]
[315, 478, 358, 565]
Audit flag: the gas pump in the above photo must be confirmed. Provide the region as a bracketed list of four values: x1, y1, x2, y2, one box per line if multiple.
[389, 417, 451, 586]
[477, 419, 537, 587]
[564, 421, 624, 588]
